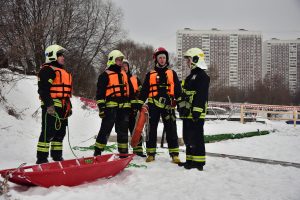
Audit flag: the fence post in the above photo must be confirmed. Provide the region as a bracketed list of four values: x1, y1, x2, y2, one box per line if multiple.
[240, 105, 244, 124]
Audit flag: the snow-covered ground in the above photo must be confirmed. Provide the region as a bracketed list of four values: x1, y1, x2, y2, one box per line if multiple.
[1, 73, 300, 200]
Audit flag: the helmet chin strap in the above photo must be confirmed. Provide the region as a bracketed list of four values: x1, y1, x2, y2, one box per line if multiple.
[190, 63, 197, 69]
[156, 63, 167, 68]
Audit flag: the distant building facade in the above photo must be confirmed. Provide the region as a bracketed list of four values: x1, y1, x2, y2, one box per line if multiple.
[176, 28, 262, 91]
[263, 38, 300, 94]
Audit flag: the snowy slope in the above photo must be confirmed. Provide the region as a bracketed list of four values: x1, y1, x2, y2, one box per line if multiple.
[0, 72, 300, 200]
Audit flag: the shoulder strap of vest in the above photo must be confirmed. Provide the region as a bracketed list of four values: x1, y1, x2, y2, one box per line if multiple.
[41, 64, 56, 71]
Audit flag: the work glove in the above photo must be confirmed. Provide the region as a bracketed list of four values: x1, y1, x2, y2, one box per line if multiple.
[47, 105, 55, 116]
[177, 100, 190, 117]
[99, 109, 105, 118]
[98, 103, 106, 119]
[178, 107, 190, 117]
[192, 111, 200, 122]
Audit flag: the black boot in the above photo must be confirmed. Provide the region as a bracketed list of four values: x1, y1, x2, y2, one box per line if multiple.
[36, 158, 49, 164]
[183, 161, 204, 171]
[94, 148, 102, 156]
[134, 152, 147, 157]
[178, 160, 192, 168]
[52, 157, 64, 162]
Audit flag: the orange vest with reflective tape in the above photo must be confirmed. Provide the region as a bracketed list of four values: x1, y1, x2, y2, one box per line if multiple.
[149, 69, 174, 97]
[130, 75, 139, 94]
[105, 70, 129, 97]
[49, 66, 72, 99]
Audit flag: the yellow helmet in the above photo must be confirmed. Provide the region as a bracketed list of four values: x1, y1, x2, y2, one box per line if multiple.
[183, 48, 207, 70]
[107, 50, 125, 67]
[45, 44, 66, 63]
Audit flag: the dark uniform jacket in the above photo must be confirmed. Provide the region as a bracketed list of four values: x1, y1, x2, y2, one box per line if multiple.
[183, 67, 210, 118]
[139, 66, 181, 105]
[96, 64, 134, 109]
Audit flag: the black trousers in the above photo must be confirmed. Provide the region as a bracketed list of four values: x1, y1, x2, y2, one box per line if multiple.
[182, 119, 206, 166]
[146, 103, 179, 156]
[95, 107, 130, 154]
[37, 107, 67, 161]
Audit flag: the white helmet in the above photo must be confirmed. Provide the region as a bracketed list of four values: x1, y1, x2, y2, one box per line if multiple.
[123, 59, 129, 66]
[107, 50, 124, 67]
[45, 44, 66, 63]
[183, 48, 208, 70]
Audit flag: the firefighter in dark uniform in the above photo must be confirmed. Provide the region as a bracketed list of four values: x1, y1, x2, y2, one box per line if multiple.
[177, 48, 210, 171]
[122, 59, 146, 157]
[94, 50, 133, 156]
[137, 47, 181, 163]
[36, 44, 72, 164]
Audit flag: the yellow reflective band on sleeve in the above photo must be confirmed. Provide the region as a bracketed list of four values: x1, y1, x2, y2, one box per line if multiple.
[95, 142, 106, 150]
[118, 143, 128, 148]
[97, 99, 105, 104]
[186, 155, 193, 161]
[185, 90, 196, 95]
[193, 107, 203, 113]
[146, 148, 156, 154]
[168, 148, 179, 153]
[48, 79, 53, 84]
[192, 155, 206, 162]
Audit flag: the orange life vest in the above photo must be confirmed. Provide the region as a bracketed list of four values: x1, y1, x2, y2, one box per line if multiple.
[130, 75, 139, 94]
[48, 66, 72, 99]
[105, 70, 129, 97]
[149, 69, 174, 97]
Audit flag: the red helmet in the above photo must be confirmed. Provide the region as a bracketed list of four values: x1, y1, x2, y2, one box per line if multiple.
[153, 47, 169, 62]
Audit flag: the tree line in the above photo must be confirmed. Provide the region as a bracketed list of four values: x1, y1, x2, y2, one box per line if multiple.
[0, 0, 298, 105]
[0, 0, 155, 98]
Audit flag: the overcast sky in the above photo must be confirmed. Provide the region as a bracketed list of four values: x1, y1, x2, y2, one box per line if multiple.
[111, 0, 300, 53]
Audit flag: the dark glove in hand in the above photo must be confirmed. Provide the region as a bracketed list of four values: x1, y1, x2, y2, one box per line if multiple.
[178, 107, 190, 117]
[98, 103, 106, 119]
[192, 111, 200, 122]
[99, 109, 105, 118]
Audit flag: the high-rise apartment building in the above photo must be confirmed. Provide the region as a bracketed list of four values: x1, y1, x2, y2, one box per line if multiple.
[263, 38, 300, 94]
[176, 28, 262, 91]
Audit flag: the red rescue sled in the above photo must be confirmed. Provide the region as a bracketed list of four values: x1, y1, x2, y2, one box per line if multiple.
[131, 105, 149, 147]
[0, 154, 134, 188]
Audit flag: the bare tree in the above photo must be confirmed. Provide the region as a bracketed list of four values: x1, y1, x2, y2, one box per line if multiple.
[116, 40, 153, 81]
[0, 0, 124, 97]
